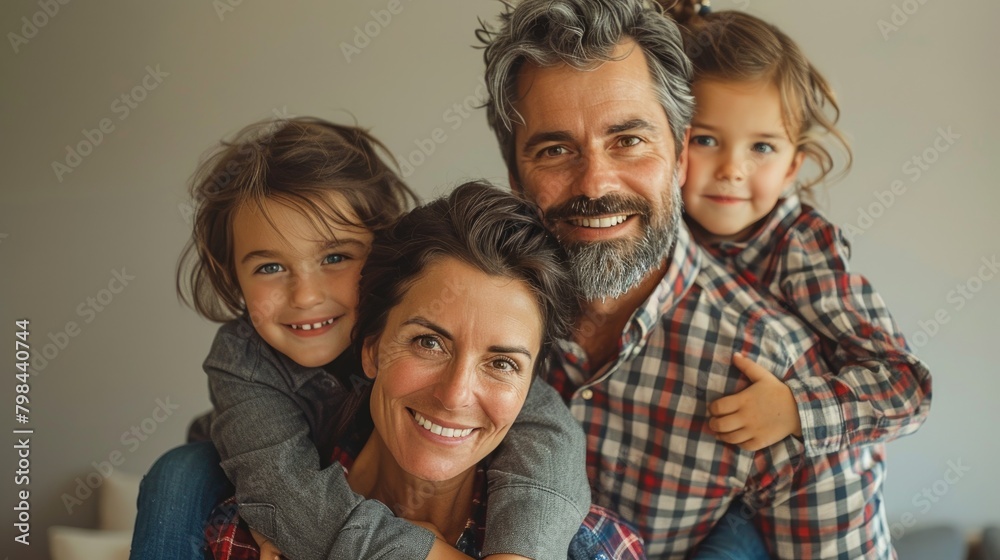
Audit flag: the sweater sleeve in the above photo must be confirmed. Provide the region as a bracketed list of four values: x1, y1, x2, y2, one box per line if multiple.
[481, 376, 591, 559]
[775, 215, 932, 457]
[205, 323, 436, 560]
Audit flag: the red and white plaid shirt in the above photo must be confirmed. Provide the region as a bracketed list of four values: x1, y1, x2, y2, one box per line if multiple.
[546, 201, 922, 558]
[701, 196, 931, 457]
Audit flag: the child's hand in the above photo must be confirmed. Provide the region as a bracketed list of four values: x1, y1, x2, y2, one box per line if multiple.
[707, 353, 802, 451]
[249, 528, 285, 560]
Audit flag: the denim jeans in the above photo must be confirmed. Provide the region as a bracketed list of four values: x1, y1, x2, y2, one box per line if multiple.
[566, 500, 768, 560]
[691, 500, 770, 560]
[129, 441, 233, 560]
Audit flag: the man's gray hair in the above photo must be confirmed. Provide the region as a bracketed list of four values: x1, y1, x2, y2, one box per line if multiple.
[478, 0, 695, 178]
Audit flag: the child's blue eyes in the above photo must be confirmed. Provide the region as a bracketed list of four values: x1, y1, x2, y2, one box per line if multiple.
[257, 263, 284, 274]
[691, 136, 776, 154]
[254, 254, 347, 274]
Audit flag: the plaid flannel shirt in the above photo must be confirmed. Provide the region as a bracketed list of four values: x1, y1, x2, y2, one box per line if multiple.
[702, 196, 931, 457]
[547, 224, 894, 559]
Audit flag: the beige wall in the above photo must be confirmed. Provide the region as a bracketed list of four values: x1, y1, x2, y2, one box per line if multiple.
[1, 1, 996, 558]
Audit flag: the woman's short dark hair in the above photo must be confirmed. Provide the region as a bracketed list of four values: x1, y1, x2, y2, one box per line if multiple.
[354, 181, 579, 379]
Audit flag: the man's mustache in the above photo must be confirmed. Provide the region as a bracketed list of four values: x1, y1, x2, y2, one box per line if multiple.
[544, 194, 651, 223]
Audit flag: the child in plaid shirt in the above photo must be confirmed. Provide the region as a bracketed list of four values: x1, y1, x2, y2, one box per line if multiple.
[675, 6, 932, 461]
[665, 9, 934, 557]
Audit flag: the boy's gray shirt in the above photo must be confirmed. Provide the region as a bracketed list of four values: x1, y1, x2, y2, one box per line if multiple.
[189, 316, 591, 560]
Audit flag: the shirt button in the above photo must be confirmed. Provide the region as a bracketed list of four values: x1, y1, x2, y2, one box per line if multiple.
[580, 389, 593, 400]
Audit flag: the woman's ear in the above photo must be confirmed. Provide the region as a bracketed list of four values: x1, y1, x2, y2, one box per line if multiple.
[361, 337, 378, 380]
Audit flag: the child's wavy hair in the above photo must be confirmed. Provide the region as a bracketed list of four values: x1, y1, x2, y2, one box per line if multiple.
[665, 4, 853, 192]
[176, 117, 418, 323]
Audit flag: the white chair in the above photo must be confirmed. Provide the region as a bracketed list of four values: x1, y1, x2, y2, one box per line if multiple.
[48, 471, 141, 560]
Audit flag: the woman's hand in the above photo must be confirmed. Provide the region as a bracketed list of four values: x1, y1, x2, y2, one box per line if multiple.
[249, 528, 285, 560]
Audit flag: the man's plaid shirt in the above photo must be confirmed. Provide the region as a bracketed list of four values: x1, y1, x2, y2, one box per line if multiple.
[546, 209, 919, 559]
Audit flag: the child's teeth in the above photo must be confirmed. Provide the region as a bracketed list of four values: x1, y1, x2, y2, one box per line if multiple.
[413, 411, 473, 438]
[290, 318, 335, 330]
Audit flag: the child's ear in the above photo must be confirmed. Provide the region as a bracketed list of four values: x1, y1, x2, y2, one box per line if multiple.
[361, 337, 379, 380]
[675, 126, 691, 188]
[784, 151, 806, 187]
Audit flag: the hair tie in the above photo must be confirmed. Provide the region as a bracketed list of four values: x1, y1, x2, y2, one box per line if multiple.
[696, 0, 711, 15]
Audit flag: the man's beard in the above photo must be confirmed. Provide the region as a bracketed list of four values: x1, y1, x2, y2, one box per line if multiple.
[545, 170, 682, 301]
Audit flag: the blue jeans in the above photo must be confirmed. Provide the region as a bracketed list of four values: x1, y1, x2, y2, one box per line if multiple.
[129, 441, 233, 560]
[691, 500, 770, 560]
[566, 500, 768, 560]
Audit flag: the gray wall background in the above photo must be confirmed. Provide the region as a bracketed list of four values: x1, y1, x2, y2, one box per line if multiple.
[1, 1, 996, 558]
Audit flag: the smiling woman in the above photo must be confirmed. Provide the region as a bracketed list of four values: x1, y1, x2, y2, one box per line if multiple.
[205, 182, 648, 559]
[359, 257, 541, 493]
[341, 180, 580, 553]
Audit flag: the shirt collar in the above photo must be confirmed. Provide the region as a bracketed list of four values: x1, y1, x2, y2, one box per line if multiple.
[553, 225, 702, 377]
[704, 195, 803, 268]
[625, 224, 701, 352]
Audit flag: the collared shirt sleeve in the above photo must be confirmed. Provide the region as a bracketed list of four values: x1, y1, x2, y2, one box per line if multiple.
[482, 376, 592, 558]
[205, 321, 436, 560]
[775, 213, 932, 457]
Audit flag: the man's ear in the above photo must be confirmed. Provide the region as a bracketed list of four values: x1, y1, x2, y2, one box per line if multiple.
[361, 337, 379, 380]
[784, 151, 806, 188]
[675, 126, 691, 187]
